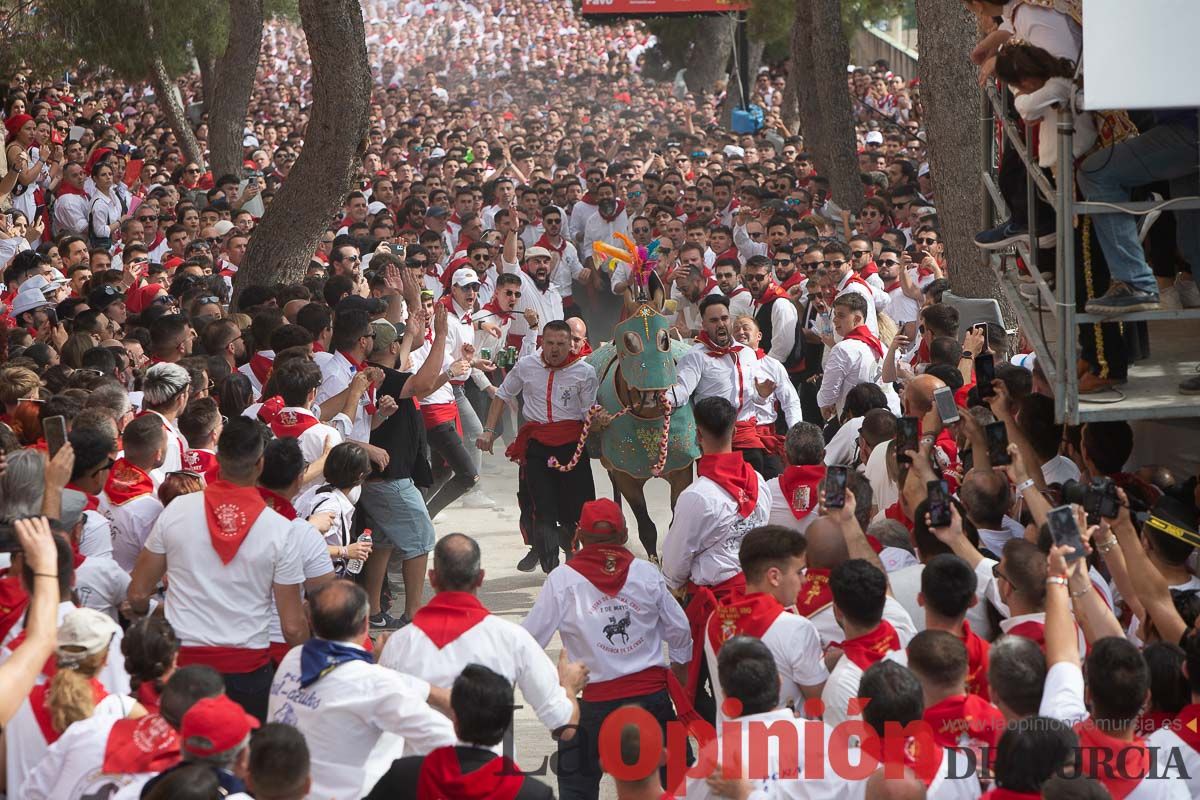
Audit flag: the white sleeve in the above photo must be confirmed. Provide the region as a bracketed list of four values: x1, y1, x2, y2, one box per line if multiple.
[513, 625, 576, 731]
[768, 300, 797, 362]
[494, 360, 526, 404]
[656, 578, 694, 665]
[816, 345, 850, 409]
[785, 618, 830, 688]
[297, 522, 335, 578]
[668, 349, 703, 408]
[580, 367, 599, 408]
[372, 672, 456, 754]
[500, 255, 520, 275]
[144, 512, 167, 555]
[23, 720, 78, 799]
[1037, 662, 1088, 725]
[272, 524, 306, 586]
[733, 224, 768, 260]
[661, 490, 706, 590]
[521, 576, 565, 648]
[820, 663, 862, 728]
[610, 260, 631, 294]
[771, 362, 804, 428]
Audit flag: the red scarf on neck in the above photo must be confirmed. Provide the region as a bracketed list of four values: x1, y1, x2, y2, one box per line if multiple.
[697, 331, 743, 359]
[30, 679, 107, 743]
[248, 352, 274, 387]
[56, 181, 89, 199]
[858, 727, 942, 788]
[779, 271, 804, 292]
[102, 713, 179, 774]
[1005, 618, 1046, 648]
[778, 465, 824, 519]
[567, 544, 635, 597]
[270, 408, 321, 440]
[981, 790, 1041, 800]
[923, 693, 1005, 749]
[480, 297, 514, 323]
[843, 272, 872, 292]
[540, 350, 583, 370]
[960, 620, 991, 700]
[103, 458, 156, 506]
[706, 592, 786, 652]
[258, 487, 297, 520]
[411, 592, 490, 649]
[1174, 704, 1200, 753]
[535, 232, 566, 255]
[598, 200, 627, 222]
[439, 294, 472, 323]
[66, 483, 100, 512]
[338, 351, 377, 414]
[842, 325, 883, 359]
[182, 449, 219, 485]
[203, 480, 267, 564]
[416, 746, 523, 800]
[754, 282, 791, 308]
[860, 261, 879, 278]
[834, 619, 901, 670]
[1075, 720, 1150, 800]
[696, 452, 758, 518]
[795, 568, 833, 617]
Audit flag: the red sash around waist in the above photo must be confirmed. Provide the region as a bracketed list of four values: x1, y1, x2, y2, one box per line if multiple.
[504, 420, 584, 466]
[683, 573, 746, 702]
[731, 418, 766, 451]
[582, 665, 702, 729]
[177, 645, 270, 673]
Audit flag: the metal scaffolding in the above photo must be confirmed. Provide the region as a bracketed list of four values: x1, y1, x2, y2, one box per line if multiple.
[979, 89, 1200, 424]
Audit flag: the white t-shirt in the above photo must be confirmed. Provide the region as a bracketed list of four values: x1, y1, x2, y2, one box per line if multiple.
[268, 643, 455, 799]
[144, 491, 304, 649]
[103, 492, 164, 573]
[76, 556, 132, 621]
[269, 519, 334, 645]
[661, 473, 773, 591]
[23, 712, 157, 800]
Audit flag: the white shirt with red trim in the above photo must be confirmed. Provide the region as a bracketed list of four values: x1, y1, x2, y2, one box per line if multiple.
[238, 349, 273, 397]
[409, 339, 456, 406]
[703, 607, 828, 718]
[101, 492, 164, 573]
[268, 643, 456, 800]
[501, 257, 564, 339]
[522, 557, 692, 683]
[144, 492, 304, 650]
[378, 606, 576, 736]
[315, 350, 374, 443]
[274, 407, 343, 490]
[725, 287, 755, 319]
[661, 472, 772, 591]
[751, 354, 803, 427]
[494, 354, 598, 424]
[669, 340, 760, 421]
[807, 597, 918, 652]
[817, 337, 899, 417]
[766, 478, 821, 536]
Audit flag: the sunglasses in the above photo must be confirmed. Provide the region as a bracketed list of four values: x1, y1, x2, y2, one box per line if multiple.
[877, 259, 899, 267]
[820, 260, 846, 267]
[852, 250, 872, 257]
[502, 289, 522, 298]
[137, 215, 157, 222]
[916, 237, 938, 245]
[91, 457, 116, 476]
[744, 273, 769, 282]
[772, 259, 792, 266]
[185, 167, 201, 174]
[195, 295, 221, 305]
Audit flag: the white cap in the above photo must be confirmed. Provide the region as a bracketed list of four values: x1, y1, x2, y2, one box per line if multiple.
[48, 268, 69, 285]
[430, 147, 447, 158]
[367, 200, 387, 216]
[1011, 352, 1037, 372]
[56, 608, 120, 666]
[723, 145, 745, 159]
[524, 246, 554, 261]
[11, 286, 51, 316]
[21, 274, 52, 295]
[212, 220, 235, 237]
[865, 131, 884, 145]
[451, 267, 481, 287]
[242, 132, 259, 148]
[918, 162, 930, 178]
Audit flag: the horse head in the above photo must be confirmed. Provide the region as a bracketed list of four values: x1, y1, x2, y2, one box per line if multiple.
[612, 302, 676, 396]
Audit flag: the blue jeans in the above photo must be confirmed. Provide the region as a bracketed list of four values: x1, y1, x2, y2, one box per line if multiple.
[1076, 120, 1200, 294]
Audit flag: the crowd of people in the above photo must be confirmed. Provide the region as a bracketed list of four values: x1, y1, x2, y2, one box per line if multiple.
[0, 0, 1197, 798]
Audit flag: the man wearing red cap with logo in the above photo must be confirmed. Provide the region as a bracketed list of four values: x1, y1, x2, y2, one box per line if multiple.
[138, 693, 258, 798]
[661, 396, 771, 721]
[127, 416, 307, 722]
[522, 498, 695, 799]
[477, 319, 598, 573]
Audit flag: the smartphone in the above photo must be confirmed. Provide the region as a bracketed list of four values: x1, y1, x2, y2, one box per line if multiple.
[985, 421, 1011, 466]
[1047, 505, 1085, 562]
[927, 480, 952, 527]
[975, 353, 996, 399]
[961, 448, 974, 473]
[43, 415, 67, 459]
[934, 385, 960, 424]
[974, 323, 990, 352]
[896, 416, 920, 464]
[825, 466, 848, 509]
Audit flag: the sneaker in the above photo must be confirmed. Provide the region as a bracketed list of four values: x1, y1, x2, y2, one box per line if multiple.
[540, 552, 560, 574]
[1177, 276, 1200, 308]
[517, 548, 539, 572]
[1159, 285, 1183, 311]
[1180, 375, 1200, 395]
[1084, 282, 1161, 315]
[370, 611, 404, 629]
[457, 490, 498, 509]
[975, 220, 1057, 251]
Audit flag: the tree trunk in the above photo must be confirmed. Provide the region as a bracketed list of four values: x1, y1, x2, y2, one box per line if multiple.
[232, 0, 370, 305]
[142, 0, 205, 170]
[207, 0, 264, 180]
[196, 46, 217, 112]
[685, 15, 734, 93]
[914, 0, 1000, 309]
[791, 0, 863, 212]
[781, 19, 804, 135]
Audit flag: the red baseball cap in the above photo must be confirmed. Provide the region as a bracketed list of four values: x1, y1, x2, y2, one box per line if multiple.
[181, 695, 260, 757]
[578, 499, 626, 536]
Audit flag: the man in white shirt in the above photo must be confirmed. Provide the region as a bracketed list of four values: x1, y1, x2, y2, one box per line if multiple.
[52, 162, 91, 237]
[378, 533, 588, 739]
[817, 293, 899, 421]
[263, 359, 342, 489]
[704, 525, 828, 721]
[127, 416, 308, 721]
[714, 256, 754, 319]
[743, 255, 799, 367]
[765, 422, 827, 536]
[532, 206, 590, 318]
[825, 242, 881, 336]
[478, 320, 598, 573]
[732, 314, 803, 457]
[673, 253, 724, 336]
[315, 308, 389, 469]
[138, 362, 190, 483]
[268, 580, 456, 799]
[581, 186, 631, 268]
[501, 238, 565, 351]
[523, 499, 693, 799]
[101, 414, 166, 572]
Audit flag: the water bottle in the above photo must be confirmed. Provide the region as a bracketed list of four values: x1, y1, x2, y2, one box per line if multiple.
[345, 529, 371, 575]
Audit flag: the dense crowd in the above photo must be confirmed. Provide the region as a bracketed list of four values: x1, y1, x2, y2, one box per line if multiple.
[0, 0, 1197, 798]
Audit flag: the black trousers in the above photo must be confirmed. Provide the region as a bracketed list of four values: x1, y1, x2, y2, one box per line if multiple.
[223, 662, 275, 723]
[740, 447, 782, 480]
[521, 440, 595, 562]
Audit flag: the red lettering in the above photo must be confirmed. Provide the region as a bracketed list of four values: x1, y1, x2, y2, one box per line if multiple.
[830, 720, 879, 780]
[804, 718, 826, 779]
[747, 719, 801, 780]
[597, 706, 662, 781]
[665, 716, 717, 794]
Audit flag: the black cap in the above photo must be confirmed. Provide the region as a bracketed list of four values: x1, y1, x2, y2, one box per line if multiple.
[88, 284, 125, 310]
[336, 295, 386, 315]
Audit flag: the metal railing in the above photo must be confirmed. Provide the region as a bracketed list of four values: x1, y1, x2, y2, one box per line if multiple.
[980, 88, 1200, 423]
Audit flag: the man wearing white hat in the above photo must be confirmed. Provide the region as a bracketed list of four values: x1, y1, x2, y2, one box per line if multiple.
[499, 232, 564, 353]
[11, 283, 56, 332]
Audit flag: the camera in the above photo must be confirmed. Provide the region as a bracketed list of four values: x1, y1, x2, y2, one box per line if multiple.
[1061, 477, 1120, 520]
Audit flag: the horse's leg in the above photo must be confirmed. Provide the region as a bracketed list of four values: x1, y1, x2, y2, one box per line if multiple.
[665, 465, 694, 512]
[609, 472, 623, 507]
[610, 470, 658, 558]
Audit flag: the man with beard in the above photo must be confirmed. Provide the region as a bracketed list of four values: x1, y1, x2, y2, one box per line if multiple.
[714, 257, 754, 319]
[672, 246, 722, 337]
[743, 256, 802, 379]
[581, 182, 630, 271]
[501, 231, 563, 351]
[878, 245, 922, 336]
[668, 295, 782, 479]
[201, 318, 249, 375]
[533, 206, 589, 321]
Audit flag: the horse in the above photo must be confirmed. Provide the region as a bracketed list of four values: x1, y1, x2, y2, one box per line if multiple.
[603, 612, 632, 645]
[586, 300, 698, 558]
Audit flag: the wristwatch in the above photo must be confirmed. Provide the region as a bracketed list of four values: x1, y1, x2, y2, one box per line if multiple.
[960, 351, 974, 360]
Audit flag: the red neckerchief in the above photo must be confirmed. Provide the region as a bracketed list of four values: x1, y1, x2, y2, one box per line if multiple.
[203, 479, 268, 564]
[248, 352, 274, 386]
[706, 592, 786, 652]
[960, 620, 991, 700]
[700, 277, 720, 297]
[1005, 619, 1046, 648]
[0, 576, 29, 643]
[416, 745, 523, 800]
[567, 543, 635, 596]
[257, 395, 285, 426]
[338, 351, 377, 414]
[412, 592, 491, 649]
[1175, 704, 1200, 752]
[923, 693, 1005, 750]
[696, 451, 758, 518]
[716, 246, 740, 262]
[439, 294, 472, 323]
[779, 270, 804, 292]
[726, 286, 751, 299]
[753, 282, 791, 311]
[540, 350, 583, 370]
[56, 181, 89, 199]
[778, 465, 825, 520]
[858, 727, 942, 788]
[697, 331, 743, 359]
[30, 679, 107, 743]
[884, 279, 901, 292]
[795, 568, 832, 617]
[182, 449, 219, 485]
[480, 297, 514, 323]
[270, 407, 321, 439]
[860, 261, 879, 278]
[980, 790, 1041, 800]
[914, 337, 931, 365]
[136, 682, 161, 714]
[884, 501, 914, 532]
[1075, 721, 1150, 800]
[599, 200, 627, 222]
[535, 232, 566, 255]
[576, 341, 593, 356]
[312, 340, 325, 353]
[755, 348, 766, 360]
[843, 324, 883, 359]
[257, 487, 297, 520]
[103, 458, 155, 506]
[834, 619, 901, 670]
[843, 272, 872, 292]
[102, 713, 179, 775]
[917, 264, 935, 279]
[65, 483, 100, 512]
